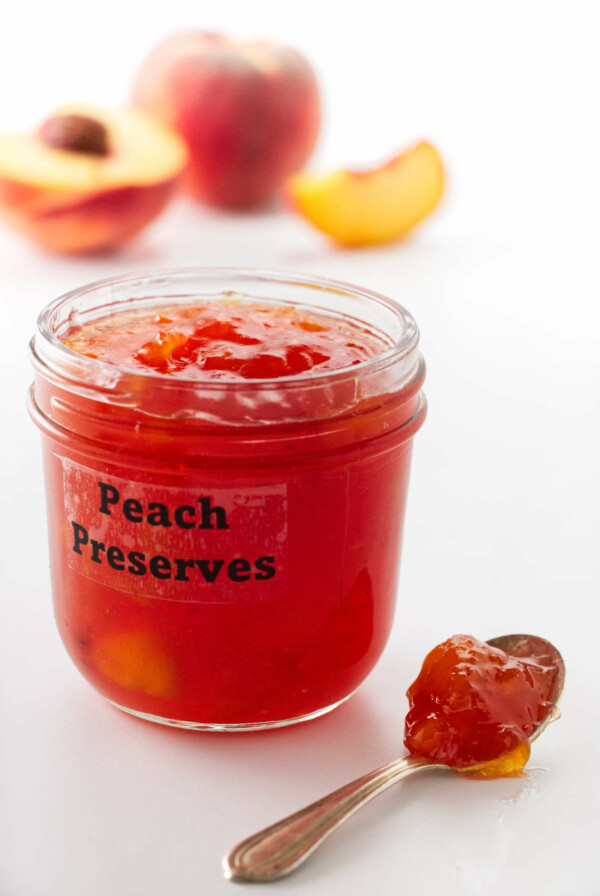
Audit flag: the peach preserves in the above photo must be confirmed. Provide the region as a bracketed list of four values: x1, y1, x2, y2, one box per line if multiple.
[404, 635, 557, 770]
[29, 270, 426, 729]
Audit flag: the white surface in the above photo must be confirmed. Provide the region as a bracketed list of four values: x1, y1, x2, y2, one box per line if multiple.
[1, 2, 599, 895]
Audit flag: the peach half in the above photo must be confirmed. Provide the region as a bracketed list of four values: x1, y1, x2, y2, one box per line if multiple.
[287, 142, 444, 247]
[0, 105, 188, 253]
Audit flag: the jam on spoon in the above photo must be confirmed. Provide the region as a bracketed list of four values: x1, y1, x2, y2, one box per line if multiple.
[404, 634, 558, 776]
[224, 633, 564, 881]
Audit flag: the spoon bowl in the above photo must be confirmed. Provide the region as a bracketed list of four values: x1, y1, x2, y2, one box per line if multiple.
[224, 633, 564, 883]
[487, 634, 565, 742]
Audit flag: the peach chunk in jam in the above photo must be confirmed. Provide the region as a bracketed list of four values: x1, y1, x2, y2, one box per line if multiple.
[63, 300, 385, 379]
[404, 635, 556, 773]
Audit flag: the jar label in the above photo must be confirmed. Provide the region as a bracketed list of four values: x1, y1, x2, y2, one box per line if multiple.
[61, 458, 288, 603]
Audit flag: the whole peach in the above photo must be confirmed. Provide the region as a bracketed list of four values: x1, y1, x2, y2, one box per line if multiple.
[132, 33, 321, 207]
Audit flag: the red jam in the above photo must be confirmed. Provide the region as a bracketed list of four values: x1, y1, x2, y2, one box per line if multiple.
[63, 301, 385, 379]
[404, 635, 556, 772]
[31, 275, 426, 730]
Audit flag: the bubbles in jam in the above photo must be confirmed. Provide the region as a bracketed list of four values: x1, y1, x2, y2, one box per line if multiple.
[404, 635, 556, 775]
[61, 300, 388, 380]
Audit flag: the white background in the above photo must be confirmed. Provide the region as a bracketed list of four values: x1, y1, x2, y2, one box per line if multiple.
[1, 1, 599, 894]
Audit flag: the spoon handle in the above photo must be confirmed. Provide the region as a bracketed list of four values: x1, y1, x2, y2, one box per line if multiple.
[223, 754, 445, 882]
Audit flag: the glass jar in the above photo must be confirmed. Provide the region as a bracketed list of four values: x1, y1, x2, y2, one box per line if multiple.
[28, 268, 426, 730]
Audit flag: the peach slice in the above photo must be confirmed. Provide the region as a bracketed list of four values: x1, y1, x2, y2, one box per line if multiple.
[0, 104, 187, 253]
[93, 630, 176, 698]
[287, 142, 444, 246]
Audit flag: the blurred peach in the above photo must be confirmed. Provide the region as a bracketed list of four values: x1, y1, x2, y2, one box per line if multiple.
[132, 33, 321, 207]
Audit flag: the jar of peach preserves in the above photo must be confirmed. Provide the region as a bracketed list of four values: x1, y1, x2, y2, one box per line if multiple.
[28, 269, 426, 730]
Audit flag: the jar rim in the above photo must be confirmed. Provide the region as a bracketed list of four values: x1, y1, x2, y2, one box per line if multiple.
[34, 266, 420, 392]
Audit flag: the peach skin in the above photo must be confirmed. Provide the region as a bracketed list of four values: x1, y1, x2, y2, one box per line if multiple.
[0, 105, 188, 253]
[287, 142, 444, 246]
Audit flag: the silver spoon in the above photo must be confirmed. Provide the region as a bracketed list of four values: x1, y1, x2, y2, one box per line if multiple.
[223, 634, 564, 883]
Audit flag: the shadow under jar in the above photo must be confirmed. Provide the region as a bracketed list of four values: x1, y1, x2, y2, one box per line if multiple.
[28, 268, 426, 731]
